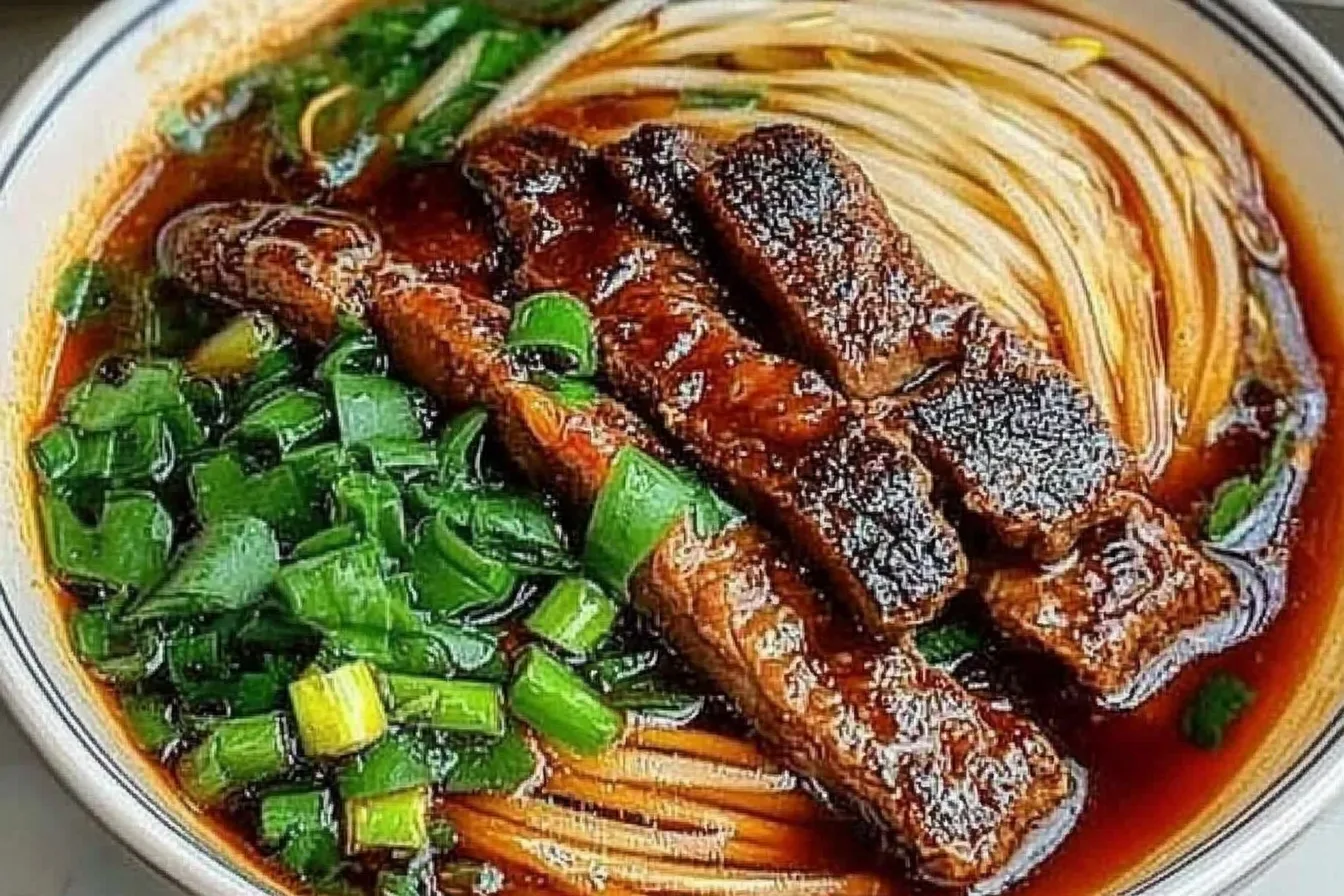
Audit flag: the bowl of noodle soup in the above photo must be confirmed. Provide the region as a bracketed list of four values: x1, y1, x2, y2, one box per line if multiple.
[2, 1, 1344, 895]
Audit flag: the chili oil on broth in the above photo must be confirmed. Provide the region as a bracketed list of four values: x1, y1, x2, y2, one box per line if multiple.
[19, 4, 1344, 896]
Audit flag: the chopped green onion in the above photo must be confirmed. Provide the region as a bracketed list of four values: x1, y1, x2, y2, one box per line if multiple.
[166, 630, 227, 684]
[231, 388, 330, 455]
[538, 374, 599, 408]
[124, 516, 279, 620]
[62, 361, 204, 450]
[437, 407, 488, 482]
[412, 513, 518, 617]
[383, 675, 505, 736]
[188, 314, 279, 378]
[237, 346, 303, 412]
[70, 607, 158, 683]
[121, 694, 179, 754]
[360, 438, 439, 482]
[53, 259, 117, 325]
[32, 421, 176, 487]
[344, 785, 430, 853]
[277, 541, 422, 634]
[377, 872, 421, 896]
[40, 491, 173, 593]
[289, 661, 388, 759]
[333, 472, 410, 560]
[680, 87, 763, 110]
[278, 828, 342, 882]
[1182, 671, 1256, 750]
[260, 790, 334, 847]
[177, 713, 294, 806]
[509, 646, 623, 756]
[338, 732, 432, 800]
[292, 524, 363, 561]
[440, 725, 537, 794]
[468, 492, 574, 575]
[604, 680, 704, 725]
[583, 446, 691, 593]
[915, 622, 985, 665]
[331, 373, 423, 445]
[316, 327, 386, 382]
[525, 578, 617, 656]
[191, 452, 335, 542]
[506, 292, 598, 377]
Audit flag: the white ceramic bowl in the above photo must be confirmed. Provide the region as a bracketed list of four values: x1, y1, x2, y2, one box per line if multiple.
[3, 2, 1344, 894]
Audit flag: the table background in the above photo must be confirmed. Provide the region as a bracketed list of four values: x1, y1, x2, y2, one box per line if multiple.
[1, 1, 1343, 894]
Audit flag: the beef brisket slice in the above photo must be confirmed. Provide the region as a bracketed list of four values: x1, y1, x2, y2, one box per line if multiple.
[696, 123, 971, 398]
[465, 127, 966, 632]
[987, 493, 1236, 702]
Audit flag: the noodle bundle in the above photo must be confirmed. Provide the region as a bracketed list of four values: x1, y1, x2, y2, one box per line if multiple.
[509, 0, 1289, 478]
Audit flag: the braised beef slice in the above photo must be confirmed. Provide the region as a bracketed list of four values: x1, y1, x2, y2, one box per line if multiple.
[696, 123, 973, 399]
[898, 312, 1144, 560]
[599, 123, 719, 255]
[987, 493, 1236, 701]
[463, 126, 966, 632]
[156, 198, 1076, 885]
[156, 201, 383, 343]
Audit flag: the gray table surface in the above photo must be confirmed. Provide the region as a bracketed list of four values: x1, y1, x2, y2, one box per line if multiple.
[1, 2, 1342, 894]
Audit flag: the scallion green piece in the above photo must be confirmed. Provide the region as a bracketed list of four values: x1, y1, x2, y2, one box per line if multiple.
[62, 361, 205, 450]
[123, 516, 279, 620]
[680, 87, 763, 110]
[289, 661, 388, 758]
[276, 541, 421, 634]
[525, 578, 617, 656]
[230, 388, 330, 455]
[412, 514, 518, 617]
[360, 437, 439, 482]
[1182, 671, 1256, 750]
[40, 491, 173, 593]
[121, 693, 179, 754]
[344, 785, 430, 854]
[437, 407, 489, 482]
[915, 622, 984, 665]
[439, 725, 538, 794]
[333, 472, 410, 560]
[331, 373, 423, 445]
[260, 790, 334, 847]
[337, 732, 432, 800]
[468, 492, 574, 575]
[383, 675, 505, 736]
[583, 446, 691, 593]
[292, 524, 363, 561]
[508, 646, 623, 756]
[506, 292, 598, 377]
[278, 828, 342, 882]
[69, 607, 157, 683]
[176, 712, 294, 806]
[53, 259, 116, 325]
[316, 327, 386, 382]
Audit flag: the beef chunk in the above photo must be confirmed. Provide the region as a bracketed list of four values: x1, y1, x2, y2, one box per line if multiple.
[600, 123, 719, 254]
[899, 313, 1143, 559]
[986, 493, 1237, 703]
[697, 124, 972, 398]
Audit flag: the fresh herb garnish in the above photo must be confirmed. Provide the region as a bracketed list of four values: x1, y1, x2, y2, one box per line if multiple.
[1181, 671, 1256, 750]
[915, 622, 985, 665]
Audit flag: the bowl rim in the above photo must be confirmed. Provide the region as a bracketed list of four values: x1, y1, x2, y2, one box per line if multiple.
[2, 1, 1344, 895]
